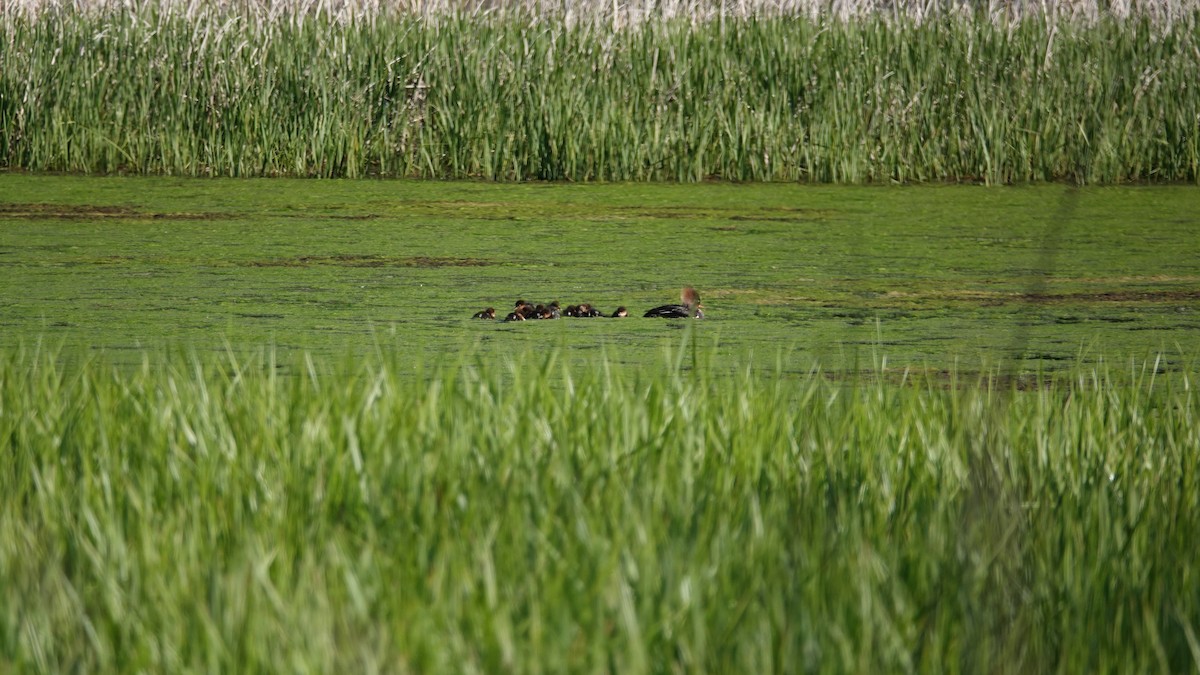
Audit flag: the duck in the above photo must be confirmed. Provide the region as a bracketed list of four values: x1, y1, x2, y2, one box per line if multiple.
[574, 303, 603, 318]
[514, 300, 537, 319]
[644, 287, 704, 319]
[502, 310, 527, 322]
[611, 306, 628, 318]
[472, 307, 496, 320]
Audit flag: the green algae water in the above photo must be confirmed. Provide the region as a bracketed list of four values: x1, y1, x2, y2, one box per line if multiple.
[1, 174, 1198, 372]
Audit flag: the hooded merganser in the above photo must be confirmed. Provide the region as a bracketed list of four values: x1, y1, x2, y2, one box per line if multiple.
[503, 310, 526, 322]
[611, 306, 628, 318]
[644, 287, 704, 318]
[472, 307, 496, 319]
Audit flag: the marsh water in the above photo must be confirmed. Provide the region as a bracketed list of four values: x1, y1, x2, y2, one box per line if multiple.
[1, 174, 1197, 373]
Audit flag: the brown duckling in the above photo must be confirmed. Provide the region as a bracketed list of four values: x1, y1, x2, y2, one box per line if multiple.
[515, 302, 537, 319]
[574, 303, 603, 318]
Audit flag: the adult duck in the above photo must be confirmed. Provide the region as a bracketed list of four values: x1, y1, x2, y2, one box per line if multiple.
[644, 287, 703, 319]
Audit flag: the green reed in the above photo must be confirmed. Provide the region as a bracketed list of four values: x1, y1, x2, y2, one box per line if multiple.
[1, 344, 1197, 672]
[2, 8, 1197, 182]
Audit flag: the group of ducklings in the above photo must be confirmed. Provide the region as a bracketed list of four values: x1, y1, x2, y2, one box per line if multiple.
[472, 300, 627, 321]
[472, 287, 704, 321]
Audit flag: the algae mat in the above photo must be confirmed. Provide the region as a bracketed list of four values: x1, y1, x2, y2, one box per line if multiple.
[1, 175, 1197, 371]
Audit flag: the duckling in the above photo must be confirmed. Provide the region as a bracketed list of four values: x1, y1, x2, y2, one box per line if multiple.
[575, 303, 604, 318]
[516, 302, 537, 319]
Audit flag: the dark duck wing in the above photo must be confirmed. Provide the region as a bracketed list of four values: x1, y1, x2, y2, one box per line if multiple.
[643, 304, 691, 318]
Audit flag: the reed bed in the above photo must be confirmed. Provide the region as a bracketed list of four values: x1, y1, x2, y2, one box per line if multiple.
[2, 5, 1198, 182]
[7, 0, 1200, 27]
[1, 344, 1197, 672]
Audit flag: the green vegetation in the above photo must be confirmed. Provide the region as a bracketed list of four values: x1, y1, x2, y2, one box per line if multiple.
[3, 6, 1198, 182]
[4, 175, 1197, 670]
[3, 3, 1198, 668]
[1, 343, 1198, 672]
[2, 175, 1198, 371]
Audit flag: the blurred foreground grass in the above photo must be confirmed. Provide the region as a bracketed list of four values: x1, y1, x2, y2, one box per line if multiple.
[1, 342, 1197, 673]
